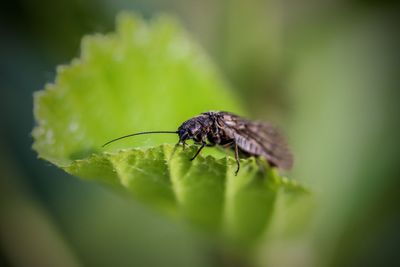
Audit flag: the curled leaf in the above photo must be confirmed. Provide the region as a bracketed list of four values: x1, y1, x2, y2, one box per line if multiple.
[32, 12, 308, 245]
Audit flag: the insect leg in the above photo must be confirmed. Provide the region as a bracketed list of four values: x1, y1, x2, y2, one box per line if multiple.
[234, 142, 240, 175]
[190, 142, 205, 161]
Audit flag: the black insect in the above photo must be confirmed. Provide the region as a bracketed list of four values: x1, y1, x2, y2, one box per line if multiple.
[103, 111, 293, 175]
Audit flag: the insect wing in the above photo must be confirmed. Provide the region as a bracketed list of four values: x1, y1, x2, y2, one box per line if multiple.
[217, 112, 293, 170]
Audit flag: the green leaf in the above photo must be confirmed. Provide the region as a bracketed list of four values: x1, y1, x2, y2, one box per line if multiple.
[32, 12, 308, 245]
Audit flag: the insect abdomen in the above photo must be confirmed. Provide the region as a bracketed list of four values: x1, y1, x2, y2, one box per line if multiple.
[234, 134, 263, 156]
[234, 133, 292, 169]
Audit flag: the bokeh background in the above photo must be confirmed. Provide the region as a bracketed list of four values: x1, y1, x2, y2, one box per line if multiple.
[1, 0, 399, 267]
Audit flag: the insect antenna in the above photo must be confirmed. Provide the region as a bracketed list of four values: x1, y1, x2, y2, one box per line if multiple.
[102, 131, 178, 147]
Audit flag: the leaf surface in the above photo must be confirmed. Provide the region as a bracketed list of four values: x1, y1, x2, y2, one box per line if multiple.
[33, 12, 308, 245]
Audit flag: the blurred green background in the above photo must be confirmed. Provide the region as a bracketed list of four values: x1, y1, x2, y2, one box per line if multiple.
[1, 0, 399, 267]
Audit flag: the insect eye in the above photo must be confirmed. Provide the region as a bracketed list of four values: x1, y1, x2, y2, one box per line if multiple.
[179, 131, 191, 141]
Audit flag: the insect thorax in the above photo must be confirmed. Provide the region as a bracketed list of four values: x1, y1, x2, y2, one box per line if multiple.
[177, 112, 227, 144]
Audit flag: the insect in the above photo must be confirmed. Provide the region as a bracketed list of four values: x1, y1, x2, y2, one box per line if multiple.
[103, 111, 293, 175]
